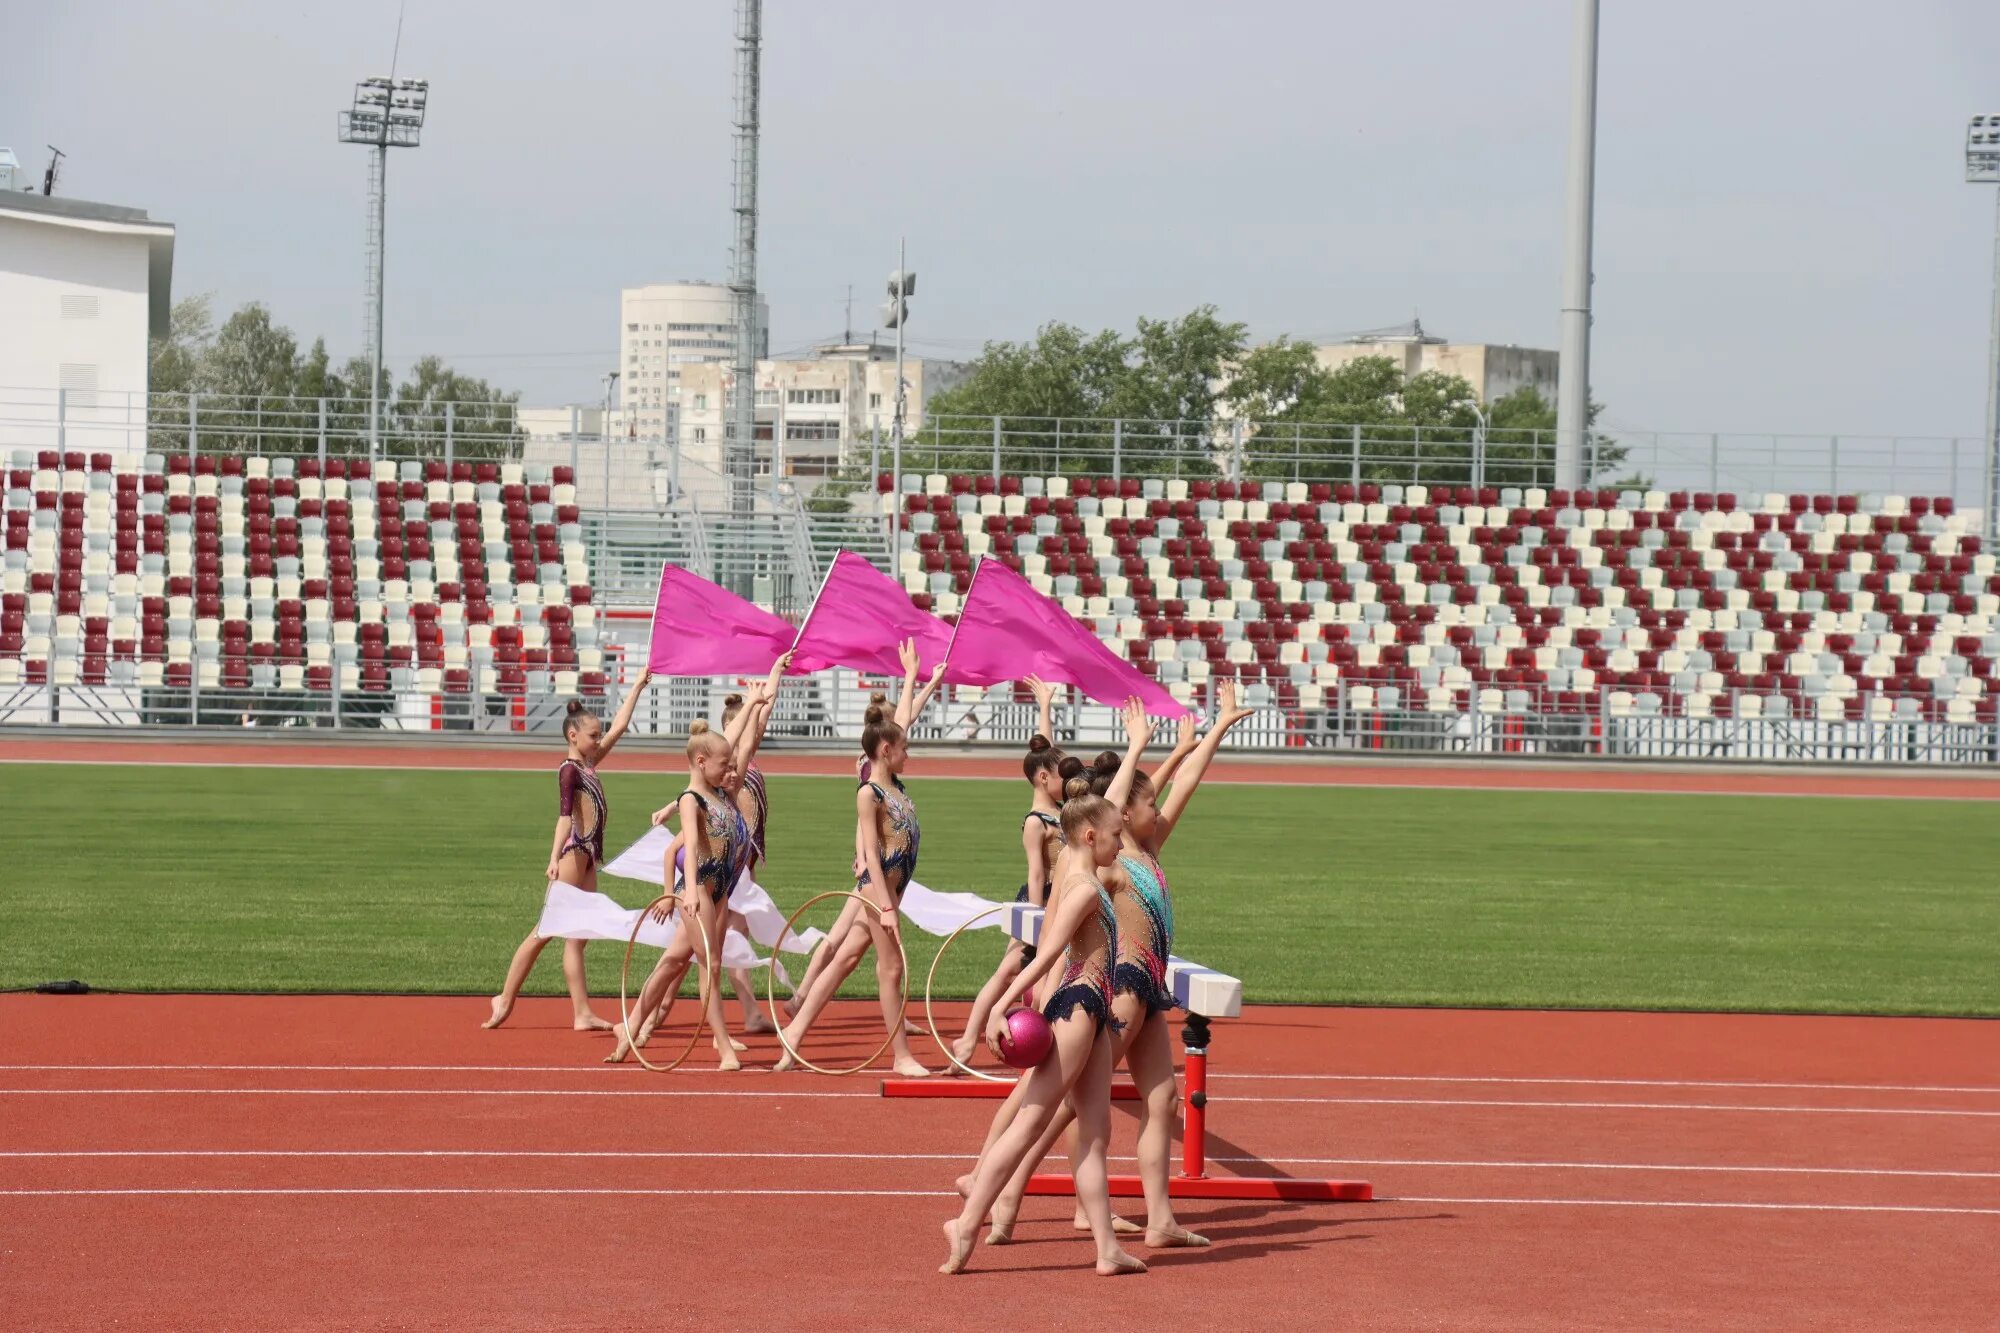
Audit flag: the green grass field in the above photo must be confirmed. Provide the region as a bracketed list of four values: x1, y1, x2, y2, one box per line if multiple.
[2, 762, 1997, 1015]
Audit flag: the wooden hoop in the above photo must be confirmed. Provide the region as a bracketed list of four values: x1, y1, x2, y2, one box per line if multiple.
[923, 904, 1016, 1083]
[763, 890, 908, 1076]
[618, 892, 714, 1074]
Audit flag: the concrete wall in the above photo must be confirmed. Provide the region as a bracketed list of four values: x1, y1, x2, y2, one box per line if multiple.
[0, 213, 156, 457]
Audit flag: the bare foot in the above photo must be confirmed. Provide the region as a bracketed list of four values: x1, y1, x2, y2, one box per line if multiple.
[781, 995, 801, 1022]
[944, 1040, 977, 1074]
[902, 1018, 925, 1037]
[985, 1197, 1018, 1245]
[603, 1022, 635, 1064]
[769, 1048, 799, 1074]
[481, 996, 510, 1030]
[742, 1012, 777, 1035]
[953, 1173, 973, 1199]
[712, 1036, 749, 1053]
[892, 1056, 932, 1078]
[1074, 1210, 1143, 1235]
[1145, 1223, 1209, 1248]
[716, 1050, 742, 1072]
[573, 1013, 614, 1033]
[1095, 1248, 1147, 1276]
[939, 1218, 975, 1275]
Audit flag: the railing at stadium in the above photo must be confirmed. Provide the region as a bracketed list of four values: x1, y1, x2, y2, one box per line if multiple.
[3, 389, 1988, 519]
[5, 673, 1992, 766]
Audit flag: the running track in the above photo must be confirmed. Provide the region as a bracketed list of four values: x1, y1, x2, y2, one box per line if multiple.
[1, 996, 1995, 1330]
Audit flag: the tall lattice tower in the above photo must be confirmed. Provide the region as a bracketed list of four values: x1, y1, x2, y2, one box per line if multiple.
[727, 0, 762, 527]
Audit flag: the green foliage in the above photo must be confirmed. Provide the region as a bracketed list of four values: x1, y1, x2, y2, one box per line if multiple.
[146, 297, 524, 459]
[3, 764, 1997, 1016]
[1224, 340, 1629, 489]
[913, 306, 1248, 479]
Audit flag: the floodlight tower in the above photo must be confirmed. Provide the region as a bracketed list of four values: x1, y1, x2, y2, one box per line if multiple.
[727, 0, 762, 524]
[881, 242, 916, 504]
[338, 75, 429, 458]
[1967, 115, 2000, 539]
[1554, 0, 1599, 491]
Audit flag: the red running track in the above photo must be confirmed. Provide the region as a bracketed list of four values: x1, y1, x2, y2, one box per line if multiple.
[0, 995, 1994, 1331]
[4, 734, 1999, 799]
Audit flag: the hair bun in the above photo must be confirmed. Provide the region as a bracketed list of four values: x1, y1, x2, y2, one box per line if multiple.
[869, 691, 888, 706]
[723, 692, 744, 709]
[1063, 774, 1093, 800]
[689, 719, 711, 736]
[1026, 735, 1052, 754]
[565, 699, 588, 717]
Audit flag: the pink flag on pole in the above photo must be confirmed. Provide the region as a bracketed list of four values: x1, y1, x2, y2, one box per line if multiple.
[788, 550, 955, 676]
[948, 558, 1191, 716]
[646, 562, 796, 676]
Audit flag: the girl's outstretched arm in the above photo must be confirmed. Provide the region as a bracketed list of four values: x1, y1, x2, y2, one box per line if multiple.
[1151, 680, 1256, 851]
[733, 651, 791, 771]
[1148, 713, 1199, 796]
[1027, 675, 1056, 743]
[1102, 697, 1156, 811]
[592, 669, 653, 763]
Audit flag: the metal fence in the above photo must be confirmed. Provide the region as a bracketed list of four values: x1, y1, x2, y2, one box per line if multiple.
[4, 390, 1989, 519]
[4, 674, 1991, 766]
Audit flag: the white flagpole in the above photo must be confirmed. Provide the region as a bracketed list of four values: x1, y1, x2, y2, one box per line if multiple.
[941, 555, 985, 672]
[785, 549, 846, 668]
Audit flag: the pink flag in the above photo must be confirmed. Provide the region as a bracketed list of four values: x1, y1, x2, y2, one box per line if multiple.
[788, 550, 955, 676]
[948, 558, 1190, 717]
[646, 562, 796, 676]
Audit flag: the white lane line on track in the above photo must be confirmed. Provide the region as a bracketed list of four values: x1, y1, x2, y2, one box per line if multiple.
[5, 756, 1988, 801]
[0, 1187, 946, 1199]
[6, 1065, 1996, 1096]
[3, 1087, 1997, 1116]
[1389, 1196, 2000, 1217]
[5, 1150, 1994, 1180]
[0, 1088, 871, 1099]
[0, 1186, 1991, 1215]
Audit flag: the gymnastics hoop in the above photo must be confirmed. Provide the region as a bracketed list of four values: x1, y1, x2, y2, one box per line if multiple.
[617, 892, 715, 1074]
[922, 904, 1016, 1084]
[763, 890, 908, 1077]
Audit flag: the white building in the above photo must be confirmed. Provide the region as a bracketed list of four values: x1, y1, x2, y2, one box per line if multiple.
[674, 341, 967, 489]
[517, 402, 681, 512]
[0, 188, 174, 459]
[620, 281, 768, 437]
[1312, 321, 1557, 406]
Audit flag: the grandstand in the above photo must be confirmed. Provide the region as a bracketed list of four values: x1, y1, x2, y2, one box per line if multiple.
[0, 449, 604, 703]
[882, 471, 1999, 731]
[6, 435, 2000, 762]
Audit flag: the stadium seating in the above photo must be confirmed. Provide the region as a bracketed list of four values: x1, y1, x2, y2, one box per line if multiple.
[878, 472, 1999, 723]
[0, 450, 604, 696]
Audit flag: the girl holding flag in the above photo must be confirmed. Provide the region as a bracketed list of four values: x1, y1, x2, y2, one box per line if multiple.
[481, 670, 653, 1032]
[772, 641, 944, 1077]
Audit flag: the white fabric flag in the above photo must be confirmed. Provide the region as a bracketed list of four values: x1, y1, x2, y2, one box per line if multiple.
[532, 881, 766, 972]
[897, 881, 1013, 938]
[604, 827, 824, 955]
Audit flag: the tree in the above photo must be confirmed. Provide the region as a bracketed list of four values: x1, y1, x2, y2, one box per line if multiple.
[913, 306, 1247, 479]
[145, 297, 521, 460]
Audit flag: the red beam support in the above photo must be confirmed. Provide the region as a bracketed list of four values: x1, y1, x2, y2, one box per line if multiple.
[880, 1013, 1374, 1204]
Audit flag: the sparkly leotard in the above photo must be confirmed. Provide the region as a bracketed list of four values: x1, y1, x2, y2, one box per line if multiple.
[1042, 873, 1119, 1031]
[1112, 849, 1176, 1015]
[859, 777, 920, 898]
[677, 788, 750, 903]
[555, 759, 608, 872]
[1014, 809, 1063, 964]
